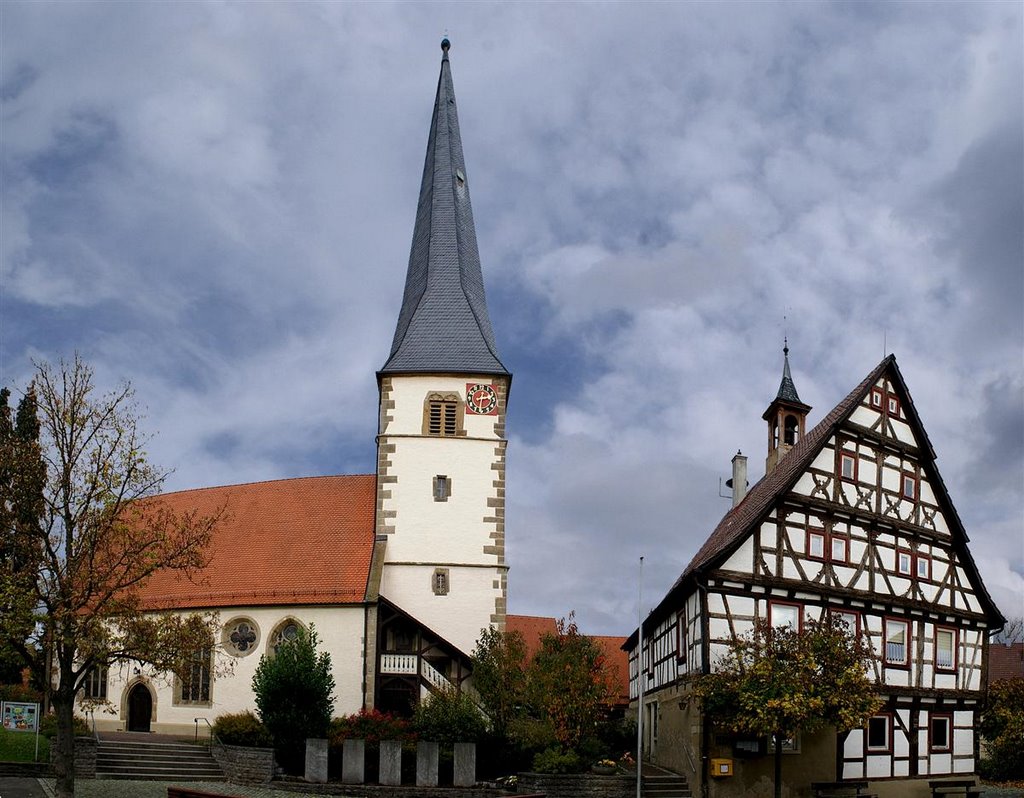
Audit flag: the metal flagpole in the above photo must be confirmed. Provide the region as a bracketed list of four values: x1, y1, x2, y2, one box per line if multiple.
[636, 556, 644, 798]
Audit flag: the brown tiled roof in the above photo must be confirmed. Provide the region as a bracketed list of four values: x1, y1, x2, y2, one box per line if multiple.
[136, 475, 376, 610]
[506, 615, 629, 706]
[506, 614, 558, 660]
[627, 354, 1004, 647]
[988, 643, 1024, 683]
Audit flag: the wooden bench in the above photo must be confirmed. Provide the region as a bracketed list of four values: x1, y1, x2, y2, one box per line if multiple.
[167, 788, 243, 798]
[929, 779, 984, 798]
[811, 781, 877, 798]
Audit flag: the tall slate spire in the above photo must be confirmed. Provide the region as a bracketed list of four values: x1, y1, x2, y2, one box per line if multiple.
[380, 39, 509, 377]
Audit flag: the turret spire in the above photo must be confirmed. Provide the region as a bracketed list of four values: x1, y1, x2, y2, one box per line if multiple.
[763, 340, 812, 475]
[775, 338, 802, 404]
[380, 39, 509, 377]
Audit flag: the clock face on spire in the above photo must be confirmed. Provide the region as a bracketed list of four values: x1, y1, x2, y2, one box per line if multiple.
[466, 383, 498, 415]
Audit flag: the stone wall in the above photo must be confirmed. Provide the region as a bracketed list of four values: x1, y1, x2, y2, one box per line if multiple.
[518, 772, 632, 798]
[212, 741, 276, 783]
[73, 736, 97, 778]
[266, 787, 508, 797]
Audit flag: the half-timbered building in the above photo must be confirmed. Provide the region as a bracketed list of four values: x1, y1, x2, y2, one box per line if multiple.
[626, 349, 1005, 798]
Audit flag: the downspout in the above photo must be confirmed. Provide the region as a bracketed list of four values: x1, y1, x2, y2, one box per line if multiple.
[699, 581, 711, 798]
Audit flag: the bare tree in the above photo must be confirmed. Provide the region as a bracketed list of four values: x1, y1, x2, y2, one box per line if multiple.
[1, 356, 222, 798]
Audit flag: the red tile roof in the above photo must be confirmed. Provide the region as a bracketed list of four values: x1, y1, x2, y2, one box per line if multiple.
[506, 614, 557, 659]
[136, 475, 376, 610]
[988, 643, 1024, 683]
[506, 615, 630, 706]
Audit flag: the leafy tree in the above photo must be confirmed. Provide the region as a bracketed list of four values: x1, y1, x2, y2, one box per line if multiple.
[0, 357, 222, 798]
[979, 677, 1024, 781]
[252, 625, 335, 774]
[412, 687, 487, 745]
[471, 625, 528, 739]
[528, 613, 617, 752]
[691, 615, 881, 798]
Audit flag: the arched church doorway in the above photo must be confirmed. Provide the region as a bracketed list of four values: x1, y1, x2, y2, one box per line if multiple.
[126, 683, 152, 732]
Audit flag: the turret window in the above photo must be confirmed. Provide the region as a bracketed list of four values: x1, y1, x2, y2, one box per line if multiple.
[783, 415, 799, 445]
[423, 393, 463, 436]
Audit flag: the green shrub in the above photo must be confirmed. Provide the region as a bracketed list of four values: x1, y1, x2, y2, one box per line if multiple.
[979, 677, 1024, 781]
[252, 626, 335, 774]
[531, 746, 583, 774]
[412, 689, 486, 745]
[38, 713, 89, 740]
[212, 711, 272, 747]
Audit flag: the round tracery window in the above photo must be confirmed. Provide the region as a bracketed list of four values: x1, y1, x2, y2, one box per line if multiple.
[223, 618, 260, 657]
[270, 620, 304, 655]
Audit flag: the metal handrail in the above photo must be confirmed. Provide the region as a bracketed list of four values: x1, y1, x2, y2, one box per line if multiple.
[194, 716, 221, 747]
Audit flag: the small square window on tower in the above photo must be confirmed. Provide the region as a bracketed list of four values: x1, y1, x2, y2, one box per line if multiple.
[433, 475, 451, 502]
[432, 568, 450, 596]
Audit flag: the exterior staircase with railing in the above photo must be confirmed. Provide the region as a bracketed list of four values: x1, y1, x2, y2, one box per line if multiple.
[96, 735, 224, 781]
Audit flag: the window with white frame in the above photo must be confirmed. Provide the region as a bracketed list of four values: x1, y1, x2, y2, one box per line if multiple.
[832, 609, 860, 636]
[902, 473, 917, 500]
[897, 550, 912, 576]
[916, 554, 931, 581]
[884, 619, 909, 666]
[871, 389, 883, 408]
[867, 715, 891, 752]
[930, 715, 952, 752]
[888, 395, 900, 416]
[808, 529, 825, 559]
[840, 451, 858, 481]
[935, 628, 956, 671]
[831, 535, 849, 564]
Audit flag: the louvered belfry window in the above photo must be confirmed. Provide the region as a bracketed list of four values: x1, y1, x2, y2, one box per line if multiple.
[424, 393, 461, 436]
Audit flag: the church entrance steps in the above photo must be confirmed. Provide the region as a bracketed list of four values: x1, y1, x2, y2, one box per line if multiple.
[96, 738, 224, 781]
[643, 773, 692, 798]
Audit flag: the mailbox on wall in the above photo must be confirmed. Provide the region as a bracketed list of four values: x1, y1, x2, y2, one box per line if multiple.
[710, 758, 733, 777]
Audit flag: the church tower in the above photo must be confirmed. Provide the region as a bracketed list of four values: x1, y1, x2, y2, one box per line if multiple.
[762, 341, 811, 474]
[372, 39, 511, 662]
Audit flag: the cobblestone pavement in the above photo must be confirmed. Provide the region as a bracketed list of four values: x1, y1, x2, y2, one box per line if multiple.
[34, 780, 284, 798]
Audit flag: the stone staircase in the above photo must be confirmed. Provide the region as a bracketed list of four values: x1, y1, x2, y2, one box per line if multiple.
[96, 738, 224, 781]
[643, 772, 692, 798]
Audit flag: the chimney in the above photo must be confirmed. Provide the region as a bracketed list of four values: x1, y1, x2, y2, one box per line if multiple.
[729, 450, 748, 507]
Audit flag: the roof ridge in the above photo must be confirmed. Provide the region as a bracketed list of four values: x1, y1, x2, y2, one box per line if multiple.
[154, 473, 375, 498]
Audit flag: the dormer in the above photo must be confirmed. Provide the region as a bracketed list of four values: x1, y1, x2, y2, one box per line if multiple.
[763, 341, 812, 475]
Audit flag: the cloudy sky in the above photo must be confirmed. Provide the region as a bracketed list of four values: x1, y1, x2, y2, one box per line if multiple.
[2, 1, 1021, 636]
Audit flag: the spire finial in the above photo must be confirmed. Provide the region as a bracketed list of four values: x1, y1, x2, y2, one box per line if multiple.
[783, 336, 789, 358]
[441, 35, 450, 53]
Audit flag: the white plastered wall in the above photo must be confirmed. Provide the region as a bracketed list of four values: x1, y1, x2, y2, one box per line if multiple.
[89, 605, 367, 735]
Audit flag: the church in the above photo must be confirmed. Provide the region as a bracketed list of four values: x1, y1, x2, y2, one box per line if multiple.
[626, 347, 1005, 797]
[84, 38, 513, 735]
